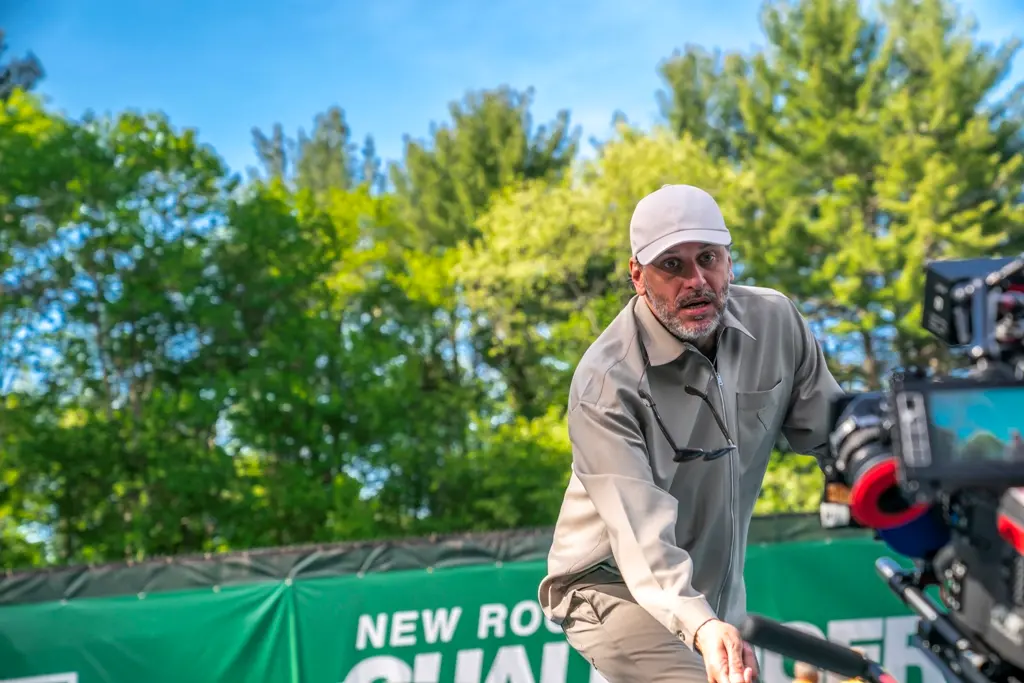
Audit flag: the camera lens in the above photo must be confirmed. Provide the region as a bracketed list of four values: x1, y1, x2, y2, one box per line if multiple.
[843, 430, 930, 530]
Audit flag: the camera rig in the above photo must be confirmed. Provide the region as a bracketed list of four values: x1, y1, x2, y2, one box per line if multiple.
[743, 254, 1024, 683]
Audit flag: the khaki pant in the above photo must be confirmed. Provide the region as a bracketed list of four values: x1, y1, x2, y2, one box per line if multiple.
[561, 580, 710, 683]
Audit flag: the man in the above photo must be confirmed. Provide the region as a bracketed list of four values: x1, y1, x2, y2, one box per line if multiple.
[538, 185, 844, 683]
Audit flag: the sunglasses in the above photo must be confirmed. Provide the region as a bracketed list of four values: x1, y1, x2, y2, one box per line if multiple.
[635, 329, 736, 462]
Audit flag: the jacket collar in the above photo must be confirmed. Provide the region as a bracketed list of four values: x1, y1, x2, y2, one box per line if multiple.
[633, 295, 755, 367]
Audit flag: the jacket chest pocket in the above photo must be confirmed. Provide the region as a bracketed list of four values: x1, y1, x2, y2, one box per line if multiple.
[735, 380, 787, 470]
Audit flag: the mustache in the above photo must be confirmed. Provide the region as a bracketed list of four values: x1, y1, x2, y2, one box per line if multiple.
[676, 289, 719, 308]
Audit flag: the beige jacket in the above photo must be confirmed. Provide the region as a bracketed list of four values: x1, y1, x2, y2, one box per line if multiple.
[539, 285, 844, 650]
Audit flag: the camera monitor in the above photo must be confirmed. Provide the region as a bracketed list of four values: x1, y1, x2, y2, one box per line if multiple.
[891, 377, 1024, 496]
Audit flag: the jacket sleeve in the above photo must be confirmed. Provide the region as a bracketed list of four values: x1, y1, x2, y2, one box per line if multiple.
[568, 398, 718, 650]
[781, 301, 846, 458]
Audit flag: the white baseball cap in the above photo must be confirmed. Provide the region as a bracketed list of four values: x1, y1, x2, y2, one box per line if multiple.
[630, 184, 732, 265]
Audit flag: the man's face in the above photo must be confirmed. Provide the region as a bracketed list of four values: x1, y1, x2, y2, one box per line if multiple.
[629, 242, 734, 345]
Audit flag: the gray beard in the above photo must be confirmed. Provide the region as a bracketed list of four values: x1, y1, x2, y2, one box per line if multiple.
[643, 275, 730, 345]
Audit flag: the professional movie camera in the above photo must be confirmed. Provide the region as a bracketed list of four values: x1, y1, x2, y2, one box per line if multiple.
[741, 254, 1024, 683]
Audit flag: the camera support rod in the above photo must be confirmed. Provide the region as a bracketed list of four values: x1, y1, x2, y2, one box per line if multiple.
[875, 557, 995, 683]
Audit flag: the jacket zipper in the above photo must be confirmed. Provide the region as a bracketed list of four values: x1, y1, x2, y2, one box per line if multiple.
[708, 365, 737, 616]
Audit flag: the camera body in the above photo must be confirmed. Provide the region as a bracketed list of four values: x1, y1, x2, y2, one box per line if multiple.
[820, 254, 1024, 683]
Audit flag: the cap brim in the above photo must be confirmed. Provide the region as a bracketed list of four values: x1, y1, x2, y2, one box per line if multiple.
[635, 229, 731, 265]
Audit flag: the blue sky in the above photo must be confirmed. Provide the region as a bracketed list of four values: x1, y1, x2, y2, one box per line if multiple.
[4, 0, 1024, 179]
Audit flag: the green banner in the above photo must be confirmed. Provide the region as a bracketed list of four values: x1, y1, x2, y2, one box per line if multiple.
[0, 537, 944, 683]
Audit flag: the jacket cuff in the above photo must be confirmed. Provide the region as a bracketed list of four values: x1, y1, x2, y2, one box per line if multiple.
[671, 597, 718, 650]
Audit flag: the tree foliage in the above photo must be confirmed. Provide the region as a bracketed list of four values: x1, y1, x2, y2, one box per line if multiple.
[1, 0, 1022, 568]
[0, 30, 43, 101]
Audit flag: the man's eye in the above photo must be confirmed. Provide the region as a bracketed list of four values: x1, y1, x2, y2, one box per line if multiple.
[699, 252, 716, 265]
[661, 259, 680, 270]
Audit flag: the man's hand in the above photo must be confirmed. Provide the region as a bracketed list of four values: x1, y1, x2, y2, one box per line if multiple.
[694, 619, 759, 683]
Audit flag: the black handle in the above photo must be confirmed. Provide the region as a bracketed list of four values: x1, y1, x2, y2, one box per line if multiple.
[741, 614, 870, 679]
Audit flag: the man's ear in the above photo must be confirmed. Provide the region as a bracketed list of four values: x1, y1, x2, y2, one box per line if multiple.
[629, 257, 646, 296]
[728, 252, 735, 283]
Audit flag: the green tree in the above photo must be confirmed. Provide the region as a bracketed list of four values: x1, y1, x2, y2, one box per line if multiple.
[359, 86, 582, 534]
[251, 122, 290, 180]
[250, 106, 380, 193]
[960, 431, 1005, 462]
[0, 30, 43, 101]
[392, 85, 579, 250]
[713, 0, 1022, 510]
[295, 106, 357, 193]
[396, 86, 580, 419]
[727, 0, 1024, 389]
[657, 45, 754, 162]
[0, 93, 406, 563]
[196, 182, 397, 548]
[0, 92, 242, 563]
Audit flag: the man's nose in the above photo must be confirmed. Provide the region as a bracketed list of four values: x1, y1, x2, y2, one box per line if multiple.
[677, 263, 708, 289]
